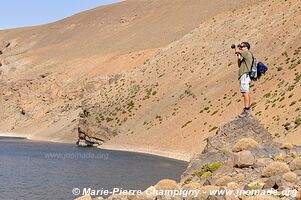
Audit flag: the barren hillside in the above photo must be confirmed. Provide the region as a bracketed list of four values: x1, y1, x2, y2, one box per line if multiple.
[78, 0, 301, 160]
[0, 0, 258, 142]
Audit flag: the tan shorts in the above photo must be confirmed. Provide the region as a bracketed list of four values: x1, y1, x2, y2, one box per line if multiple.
[240, 73, 251, 93]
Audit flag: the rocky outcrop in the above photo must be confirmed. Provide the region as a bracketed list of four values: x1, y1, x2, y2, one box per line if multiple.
[76, 109, 117, 147]
[76, 115, 301, 199]
[179, 116, 301, 199]
[181, 115, 276, 179]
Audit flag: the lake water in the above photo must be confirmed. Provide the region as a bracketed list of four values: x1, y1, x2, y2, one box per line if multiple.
[0, 137, 187, 200]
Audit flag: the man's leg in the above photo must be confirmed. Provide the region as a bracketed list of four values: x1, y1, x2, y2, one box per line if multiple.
[243, 92, 251, 108]
[239, 74, 251, 117]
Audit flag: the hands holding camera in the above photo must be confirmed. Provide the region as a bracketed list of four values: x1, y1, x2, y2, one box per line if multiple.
[231, 44, 245, 55]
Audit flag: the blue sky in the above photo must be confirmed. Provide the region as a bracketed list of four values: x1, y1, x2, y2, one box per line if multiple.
[0, 0, 121, 30]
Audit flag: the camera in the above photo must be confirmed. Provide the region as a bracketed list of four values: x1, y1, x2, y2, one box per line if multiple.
[231, 44, 243, 49]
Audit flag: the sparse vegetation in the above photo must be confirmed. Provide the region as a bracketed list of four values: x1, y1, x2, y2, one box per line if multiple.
[295, 72, 301, 83]
[295, 118, 301, 128]
[209, 126, 218, 132]
[211, 110, 218, 116]
[283, 122, 292, 131]
[192, 162, 222, 178]
[290, 101, 296, 106]
[264, 92, 271, 98]
[181, 120, 192, 128]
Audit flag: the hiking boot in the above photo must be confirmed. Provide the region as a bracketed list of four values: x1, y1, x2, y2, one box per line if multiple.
[238, 107, 251, 118]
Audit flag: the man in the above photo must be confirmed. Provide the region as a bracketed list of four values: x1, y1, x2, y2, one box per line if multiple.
[235, 42, 253, 118]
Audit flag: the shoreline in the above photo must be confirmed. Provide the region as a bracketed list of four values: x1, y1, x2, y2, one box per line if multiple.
[99, 144, 191, 162]
[0, 132, 28, 139]
[0, 131, 191, 162]
[0, 131, 75, 144]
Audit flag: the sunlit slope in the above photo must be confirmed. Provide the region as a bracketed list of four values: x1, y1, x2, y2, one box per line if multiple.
[80, 0, 301, 158]
[0, 0, 259, 142]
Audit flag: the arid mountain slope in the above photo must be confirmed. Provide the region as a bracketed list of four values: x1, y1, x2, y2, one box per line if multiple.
[0, 0, 259, 142]
[0, 0, 262, 78]
[79, 0, 301, 160]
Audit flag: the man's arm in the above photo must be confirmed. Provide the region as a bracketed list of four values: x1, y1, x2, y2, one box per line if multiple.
[237, 58, 241, 68]
[235, 47, 242, 68]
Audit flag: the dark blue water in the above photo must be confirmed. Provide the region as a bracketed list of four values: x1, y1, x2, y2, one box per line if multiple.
[0, 137, 187, 200]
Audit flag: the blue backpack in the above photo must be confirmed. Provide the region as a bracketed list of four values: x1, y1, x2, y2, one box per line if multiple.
[249, 56, 268, 81]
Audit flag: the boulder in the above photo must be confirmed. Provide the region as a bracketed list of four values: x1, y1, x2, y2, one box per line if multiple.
[255, 158, 272, 167]
[294, 170, 301, 176]
[207, 188, 240, 200]
[182, 182, 202, 189]
[246, 181, 264, 190]
[227, 182, 241, 190]
[75, 195, 93, 200]
[215, 176, 233, 186]
[232, 173, 245, 183]
[207, 196, 226, 200]
[232, 138, 259, 152]
[200, 186, 222, 199]
[245, 196, 277, 200]
[290, 157, 301, 171]
[262, 161, 290, 177]
[263, 176, 283, 190]
[282, 171, 298, 183]
[76, 139, 93, 147]
[280, 143, 294, 150]
[106, 195, 128, 200]
[92, 197, 104, 200]
[232, 150, 255, 168]
[296, 187, 301, 200]
[142, 186, 156, 200]
[154, 179, 179, 190]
